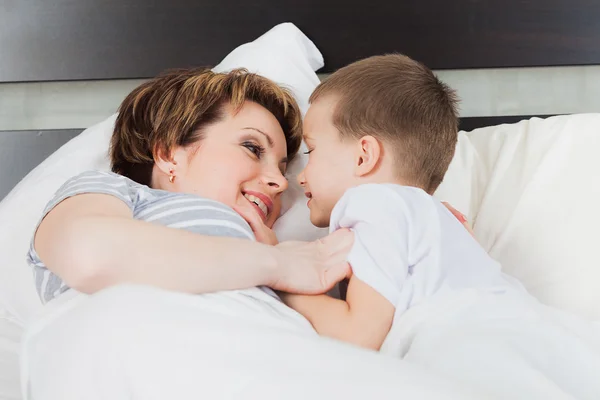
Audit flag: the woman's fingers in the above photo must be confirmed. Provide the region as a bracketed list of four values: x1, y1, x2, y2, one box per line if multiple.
[273, 230, 354, 294]
[233, 204, 278, 245]
[317, 230, 354, 290]
[318, 228, 354, 254]
[442, 202, 475, 238]
[323, 261, 351, 292]
[442, 202, 466, 223]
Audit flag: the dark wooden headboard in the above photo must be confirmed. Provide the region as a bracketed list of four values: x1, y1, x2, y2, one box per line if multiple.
[2, 0, 599, 83]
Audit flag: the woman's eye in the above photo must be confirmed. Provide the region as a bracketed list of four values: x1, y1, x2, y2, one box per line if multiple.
[243, 142, 265, 158]
[303, 149, 314, 155]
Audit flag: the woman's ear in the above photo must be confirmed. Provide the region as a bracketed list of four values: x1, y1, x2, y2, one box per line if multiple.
[354, 135, 382, 177]
[154, 146, 189, 178]
[154, 146, 176, 177]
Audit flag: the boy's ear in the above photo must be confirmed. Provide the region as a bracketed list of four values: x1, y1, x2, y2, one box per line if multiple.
[354, 135, 382, 177]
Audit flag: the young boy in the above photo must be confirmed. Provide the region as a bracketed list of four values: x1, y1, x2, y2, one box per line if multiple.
[280, 53, 519, 351]
[279, 56, 600, 390]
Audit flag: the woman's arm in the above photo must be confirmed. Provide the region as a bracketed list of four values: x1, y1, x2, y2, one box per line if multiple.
[35, 193, 352, 295]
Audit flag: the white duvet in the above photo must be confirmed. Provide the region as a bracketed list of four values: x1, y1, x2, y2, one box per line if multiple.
[20, 286, 482, 400]
[21, 284, 600, 400]
[384, 287, 600, 399]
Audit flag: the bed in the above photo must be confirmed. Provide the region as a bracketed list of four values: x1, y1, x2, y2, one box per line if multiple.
[1, 1, 600, 399]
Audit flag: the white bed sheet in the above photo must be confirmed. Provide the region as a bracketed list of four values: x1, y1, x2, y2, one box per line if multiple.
[0, 317, 22, 400]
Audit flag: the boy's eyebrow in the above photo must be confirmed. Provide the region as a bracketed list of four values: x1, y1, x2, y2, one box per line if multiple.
[242, 127, 273, 147]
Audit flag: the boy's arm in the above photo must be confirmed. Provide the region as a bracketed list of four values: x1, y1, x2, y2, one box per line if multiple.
[280, 275, 395, 350]
[282, 184, 415, 350]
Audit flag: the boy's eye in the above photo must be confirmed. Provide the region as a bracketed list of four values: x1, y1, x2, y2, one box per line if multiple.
[243, 142, 265, 158]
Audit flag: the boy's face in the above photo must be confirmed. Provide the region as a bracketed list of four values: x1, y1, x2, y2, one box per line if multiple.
[298, 96, 357, 228]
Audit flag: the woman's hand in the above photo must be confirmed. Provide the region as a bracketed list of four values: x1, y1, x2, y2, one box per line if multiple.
[271, 229, 354, 295]
[233, 204, 279, 245]
[442, 202, 475, 238]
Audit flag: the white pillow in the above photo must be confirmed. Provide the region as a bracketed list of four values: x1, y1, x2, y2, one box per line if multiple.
[0, 22, 324, 325]
[437, 114, 600, 321]
[434, 131, 487, 221]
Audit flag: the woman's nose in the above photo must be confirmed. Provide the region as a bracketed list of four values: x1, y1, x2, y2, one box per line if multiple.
[265, 169, 288, 193]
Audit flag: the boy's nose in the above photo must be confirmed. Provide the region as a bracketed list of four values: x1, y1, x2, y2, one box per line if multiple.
[297, 170, 306, 186]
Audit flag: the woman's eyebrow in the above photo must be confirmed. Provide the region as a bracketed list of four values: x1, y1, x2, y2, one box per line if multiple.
[243, 127, 288, 165]
[242, 127, 273, 147]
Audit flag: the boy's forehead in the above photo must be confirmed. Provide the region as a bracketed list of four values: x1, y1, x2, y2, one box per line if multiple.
[308, 95, 338, 116]
[304, 96, 338, 133]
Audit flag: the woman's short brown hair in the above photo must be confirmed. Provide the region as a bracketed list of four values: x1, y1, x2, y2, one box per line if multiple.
[310, 54, 459, 194]
[110, 68, 303, 186]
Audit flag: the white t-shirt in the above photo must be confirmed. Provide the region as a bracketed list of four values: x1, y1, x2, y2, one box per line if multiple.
[329, 184, 519, 316]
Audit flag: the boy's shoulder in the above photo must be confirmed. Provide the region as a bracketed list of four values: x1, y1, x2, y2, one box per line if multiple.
[330, 183, 436, 226]
[329, 183, 442, 240]
[340, 183, 431, 205]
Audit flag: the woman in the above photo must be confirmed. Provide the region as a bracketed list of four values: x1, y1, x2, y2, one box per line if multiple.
[23, 67, 476, 399]
[29, 68, 353, 303]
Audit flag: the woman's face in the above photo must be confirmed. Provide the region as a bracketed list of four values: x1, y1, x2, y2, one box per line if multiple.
[164, 101, 289, 228]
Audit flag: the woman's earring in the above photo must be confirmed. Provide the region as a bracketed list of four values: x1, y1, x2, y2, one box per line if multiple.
[168, 169, 175, 183]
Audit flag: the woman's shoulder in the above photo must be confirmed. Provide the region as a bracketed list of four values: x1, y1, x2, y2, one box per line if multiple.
[59, 170, 150, 194]
[43, 169, 148, 213]
[65, 169, 137, 185]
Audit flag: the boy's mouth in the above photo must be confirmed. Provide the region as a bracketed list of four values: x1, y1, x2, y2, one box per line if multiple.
[304, 191, 313, 206]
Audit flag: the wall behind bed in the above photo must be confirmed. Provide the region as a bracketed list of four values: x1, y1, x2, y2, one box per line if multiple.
[2, 66, 600, 131]
[2, 66, 600, 199]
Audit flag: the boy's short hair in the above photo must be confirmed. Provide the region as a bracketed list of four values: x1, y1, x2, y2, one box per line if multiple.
[111, 67, 302, 186]
[310, 54, 459, 194]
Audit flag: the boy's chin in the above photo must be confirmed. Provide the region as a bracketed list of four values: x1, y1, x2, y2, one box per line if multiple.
[309, 213, 330, 229]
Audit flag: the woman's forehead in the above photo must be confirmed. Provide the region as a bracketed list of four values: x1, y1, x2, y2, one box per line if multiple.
[231, 101, 281, 127]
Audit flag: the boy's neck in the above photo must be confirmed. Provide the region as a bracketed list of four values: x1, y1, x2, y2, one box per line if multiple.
[355, 169, 406, 187]
[354, 170, 430, 193]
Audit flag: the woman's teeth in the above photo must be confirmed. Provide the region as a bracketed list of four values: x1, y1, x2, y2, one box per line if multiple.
[244, 193, 268, 217]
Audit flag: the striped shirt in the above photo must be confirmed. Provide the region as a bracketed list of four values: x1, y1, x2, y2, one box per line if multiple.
[27, 170, 261, 304]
